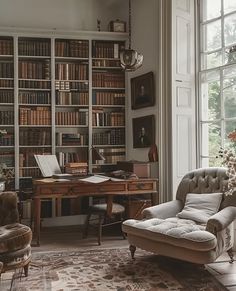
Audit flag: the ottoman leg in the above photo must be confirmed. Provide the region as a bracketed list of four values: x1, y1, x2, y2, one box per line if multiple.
[129, 245, 136, 260]
[24, 262, 30, 277]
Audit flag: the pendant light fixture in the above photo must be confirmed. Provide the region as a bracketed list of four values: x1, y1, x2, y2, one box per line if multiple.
[120, 0, 143, 71]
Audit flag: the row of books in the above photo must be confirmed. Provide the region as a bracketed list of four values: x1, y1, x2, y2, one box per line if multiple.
[92, 59, 121, 68]
[92, 110, 125, 127]
[0, 132, 14, 146]
[55, 63, 88, 81]
[0, 152, 14, 167]
[19, 149, 51, 167]
[19, 91, 51, 104]
[55, 111, 88, 126]
[56, 151, 88, 167]
[95, 148, 125, 164]
[92, 91, 125, 105]
[18, 39, 51, 56]
[55, 40, 89, 58]
[0, 62, 14, 78]
[0, 79, 13, 88]
[0, 38, 13, 55]
[19, 80, 51, 89]
[92, 129, 125, 145]
[92, 41, 124, 59]
[56, 133, 88, 146]
[55, 81, 88, 91]
[92, 72, 125, 88]
[19, 167, 41, 178]
[19, 129, 51, 146]
[19, 60, 50, 80]
[19, 107, 51, 125]
[0, 91, 14, 103]
[0, 111, 14, 125]
[56, 91, 88, 105]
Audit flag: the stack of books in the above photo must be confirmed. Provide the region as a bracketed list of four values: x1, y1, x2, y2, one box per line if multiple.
[65, 162, 88, 176]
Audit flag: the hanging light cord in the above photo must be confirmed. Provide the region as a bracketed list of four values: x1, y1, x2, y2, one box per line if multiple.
[128, 0, 131, 49]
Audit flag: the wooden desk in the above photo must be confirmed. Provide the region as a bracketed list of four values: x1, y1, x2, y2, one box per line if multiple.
[33, 177, 158, 246]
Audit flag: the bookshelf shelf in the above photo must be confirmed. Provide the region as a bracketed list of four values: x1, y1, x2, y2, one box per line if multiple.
[0, 33, 127, 191]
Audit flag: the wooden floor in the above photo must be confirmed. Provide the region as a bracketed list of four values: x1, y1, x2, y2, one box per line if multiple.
[32, 226, 236, 290]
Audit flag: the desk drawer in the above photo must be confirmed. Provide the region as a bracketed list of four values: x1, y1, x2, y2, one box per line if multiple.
[72, 183, 126, 194]
[38, 186, 69, 195]
[128, 181, 155, 191]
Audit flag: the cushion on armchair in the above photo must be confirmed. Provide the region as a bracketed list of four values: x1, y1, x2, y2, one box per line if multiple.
[177, 193, 223, 224]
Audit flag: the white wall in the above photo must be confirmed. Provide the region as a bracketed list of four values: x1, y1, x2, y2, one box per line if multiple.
[0, 0, 128, 31]
[126, 0, 159, 162]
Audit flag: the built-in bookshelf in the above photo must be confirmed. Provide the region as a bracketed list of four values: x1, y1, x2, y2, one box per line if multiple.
[0, 31, 127, 191]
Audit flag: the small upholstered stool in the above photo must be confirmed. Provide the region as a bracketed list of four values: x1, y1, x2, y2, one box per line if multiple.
[84, 202, 125, 245]
[0, 192, 32, 276]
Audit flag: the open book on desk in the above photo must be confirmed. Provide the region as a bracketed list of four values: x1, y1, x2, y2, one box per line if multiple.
[80, 174, 123, 184]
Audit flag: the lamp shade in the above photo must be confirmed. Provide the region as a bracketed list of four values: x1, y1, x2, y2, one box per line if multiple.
[120, 49, 143, 71]
[92, 146, 105, 164]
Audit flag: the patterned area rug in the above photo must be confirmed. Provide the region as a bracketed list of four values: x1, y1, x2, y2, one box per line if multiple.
[1, 248, 227, 291]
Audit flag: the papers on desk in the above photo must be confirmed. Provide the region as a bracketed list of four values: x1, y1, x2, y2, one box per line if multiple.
[80, 175, 110, 183]
[80, 175, 123, 183]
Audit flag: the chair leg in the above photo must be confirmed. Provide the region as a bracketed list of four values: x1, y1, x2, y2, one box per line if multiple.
[98, 214, 103, 245]
[24, 262, 30, 277]
[83, 212, 91, 238]
[227, 247, 234, 263]
[129, 245, 136, 259]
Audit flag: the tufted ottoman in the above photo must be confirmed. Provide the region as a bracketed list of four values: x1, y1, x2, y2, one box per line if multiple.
[0, 191, 32, 276]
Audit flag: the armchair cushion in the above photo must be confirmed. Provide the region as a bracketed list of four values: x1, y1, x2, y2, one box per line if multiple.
[177, 193, 222, 224]
[122, 217, 217, 251]
[142, 200, 183, 219]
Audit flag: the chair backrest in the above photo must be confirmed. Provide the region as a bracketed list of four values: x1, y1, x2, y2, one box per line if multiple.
[0, 191, 19, 226]
[176, 167, 236, 208]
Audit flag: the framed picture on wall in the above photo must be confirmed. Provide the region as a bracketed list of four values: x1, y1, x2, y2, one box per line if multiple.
[131, 71, 155, 109]
[132, 115, 155, 148]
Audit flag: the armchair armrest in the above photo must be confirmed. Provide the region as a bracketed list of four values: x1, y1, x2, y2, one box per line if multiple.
[142, 200, 184, 219]
[206, 206, 236, 234]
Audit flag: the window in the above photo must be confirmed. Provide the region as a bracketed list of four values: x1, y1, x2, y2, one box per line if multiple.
[199, 0, 236, 167]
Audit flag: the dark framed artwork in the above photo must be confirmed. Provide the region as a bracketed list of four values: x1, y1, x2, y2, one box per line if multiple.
[131, 71, 155, 110]
[132, 115, 155, 148]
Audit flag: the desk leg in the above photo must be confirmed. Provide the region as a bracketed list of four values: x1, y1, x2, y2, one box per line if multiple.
[106, 195, 113, 217]
[34, 197, 41, 246]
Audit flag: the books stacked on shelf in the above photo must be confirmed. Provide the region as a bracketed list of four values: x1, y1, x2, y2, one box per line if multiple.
[0, 79, 13, 88]
[19, 167, 41, 178]
[0, 90, 14, 103]
[94, 148, 125, 164]
[18, 60, 50, 79]
[92, 41, 125, 59]
[65, 162, 88, 175]
[57, 151, 88, 167]
[19, 80, 51, 89]
[0, 151, 14, 167]
[19, 128, 51, 146]
[92, 72, 125, 88]
[55, 81, 88, 91]
[0, 110, 14, 124]
[19, 149, 51, 167]
[92, 109, 125, 127]
[55, 63, 88, 80]
[18, 38, 51, 56]
[55, 39, 89, 58]
[56, 91, 88, 105]
[19, 91, 51, 104]
[0, 130, 14, 146]
[92, 128, 125, 145]
[56, 133, 88, 146]
[56, 110, 88, 126]
[93, 91, 125, 105]
[92, 59, 121, 68]
[0, 62, 14, 78]
[0, 38, 13, 55]
[19, 106, 51, 125]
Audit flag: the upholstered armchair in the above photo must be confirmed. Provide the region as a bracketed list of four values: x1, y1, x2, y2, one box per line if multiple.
[122, 167, 236, 264]
[0, 191, 32, 276]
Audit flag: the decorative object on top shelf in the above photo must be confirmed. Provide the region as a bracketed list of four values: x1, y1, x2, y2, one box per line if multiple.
[132, 115, 155, 148]
[109, 19, 126, 33]
[0, 163, 14, 191]
[131, 71, 155, 109]
[120, 0, 143, 71]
